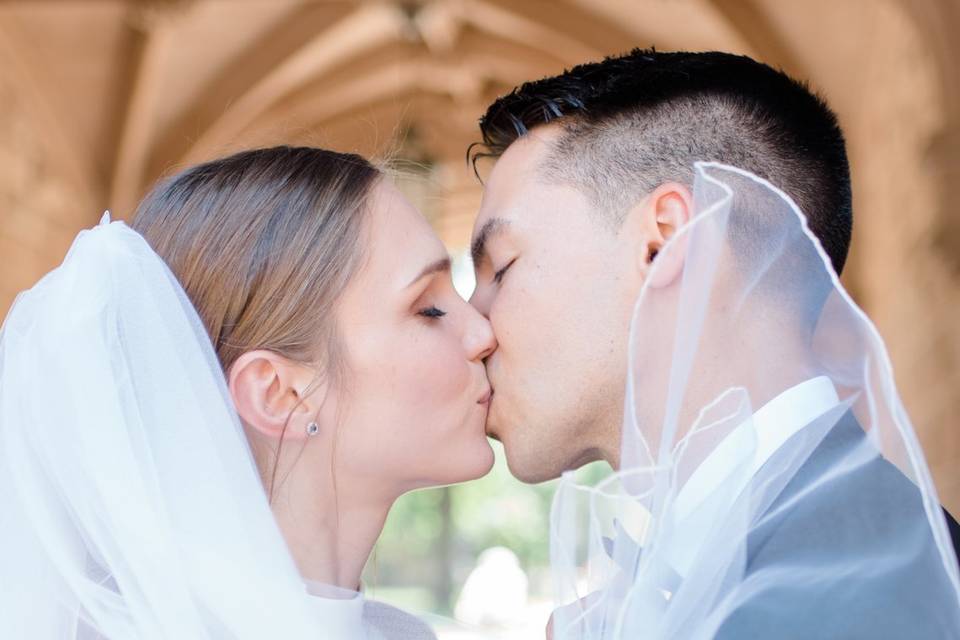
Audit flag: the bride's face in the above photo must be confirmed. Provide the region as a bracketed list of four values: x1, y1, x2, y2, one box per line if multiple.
[327, 180, 496, 494]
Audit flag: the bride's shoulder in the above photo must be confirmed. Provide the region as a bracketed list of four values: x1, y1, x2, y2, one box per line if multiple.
[362, 600, 437, 640]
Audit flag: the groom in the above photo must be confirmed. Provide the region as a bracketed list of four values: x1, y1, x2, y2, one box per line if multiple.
[467, 50, 960, 635]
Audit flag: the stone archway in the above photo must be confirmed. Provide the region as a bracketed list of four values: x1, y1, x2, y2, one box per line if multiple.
[0, 0, 957, 510]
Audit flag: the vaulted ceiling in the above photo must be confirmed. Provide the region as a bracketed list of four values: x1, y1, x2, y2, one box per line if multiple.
[2, 0, 960, 509]
[4, 0, 954, 222]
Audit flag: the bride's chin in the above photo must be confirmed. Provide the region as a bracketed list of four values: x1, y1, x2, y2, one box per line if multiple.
[457, 438, 496, 481]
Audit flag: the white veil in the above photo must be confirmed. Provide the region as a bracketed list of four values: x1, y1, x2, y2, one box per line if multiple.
[550, 163, 960, 638]
[0, 214, 371, 638]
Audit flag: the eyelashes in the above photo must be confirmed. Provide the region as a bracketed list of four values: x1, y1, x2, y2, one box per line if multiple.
[418, 257, 514, 320]
[493, 258, 516, 285]
[418, 306, 447, 319]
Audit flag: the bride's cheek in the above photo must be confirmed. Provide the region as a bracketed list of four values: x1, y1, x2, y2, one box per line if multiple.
[422, 335, 470, 412]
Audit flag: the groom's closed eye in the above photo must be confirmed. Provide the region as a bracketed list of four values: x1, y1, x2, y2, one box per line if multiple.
[492, 258, 516, 285]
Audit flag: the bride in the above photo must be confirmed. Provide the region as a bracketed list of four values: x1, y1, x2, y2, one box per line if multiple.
[0, 146, 496, 638]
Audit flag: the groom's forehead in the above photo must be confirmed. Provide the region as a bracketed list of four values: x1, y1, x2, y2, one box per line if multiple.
[475, 127, 561, 218]
[471, 124, 575, 260]
[491, 125, 561, 181]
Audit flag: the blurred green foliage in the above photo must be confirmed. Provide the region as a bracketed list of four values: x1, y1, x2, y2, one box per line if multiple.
[363, 440, 611, 613]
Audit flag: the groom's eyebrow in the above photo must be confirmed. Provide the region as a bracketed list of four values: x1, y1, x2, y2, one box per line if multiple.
[471, 218, 510, 265]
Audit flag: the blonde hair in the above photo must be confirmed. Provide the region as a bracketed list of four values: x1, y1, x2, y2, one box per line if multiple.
[131, 145, 381, 496]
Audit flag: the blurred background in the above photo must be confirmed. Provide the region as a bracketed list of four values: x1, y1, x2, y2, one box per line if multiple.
[1, 0, 959, 636]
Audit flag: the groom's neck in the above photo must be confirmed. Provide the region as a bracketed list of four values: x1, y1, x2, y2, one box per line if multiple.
[586, 410, 623, 471]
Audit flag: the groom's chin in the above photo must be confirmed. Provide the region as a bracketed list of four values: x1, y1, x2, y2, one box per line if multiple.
[505, 456, 563, 485]
[501, 439, 565, 485]
[483, 411, 503, 442]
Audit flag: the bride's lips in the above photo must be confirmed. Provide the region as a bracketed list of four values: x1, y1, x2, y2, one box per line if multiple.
[477, 388, 493, 404]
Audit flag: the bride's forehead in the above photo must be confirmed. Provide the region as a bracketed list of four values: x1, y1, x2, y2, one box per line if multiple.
[364, 182, 445, 261]
[368, 181, 428, 231]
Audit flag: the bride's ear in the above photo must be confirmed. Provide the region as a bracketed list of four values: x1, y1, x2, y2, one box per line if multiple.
[227, 350, 322, 442]
[626, 181, 692, 289]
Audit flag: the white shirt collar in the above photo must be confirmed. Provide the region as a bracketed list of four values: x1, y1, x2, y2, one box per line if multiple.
[664, 376, 840, 578]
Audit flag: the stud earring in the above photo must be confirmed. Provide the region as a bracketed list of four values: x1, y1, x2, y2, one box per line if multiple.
[306, 421, 320, 436]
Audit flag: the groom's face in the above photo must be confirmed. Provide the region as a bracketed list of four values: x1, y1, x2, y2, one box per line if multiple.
[469, 125, 641, 483]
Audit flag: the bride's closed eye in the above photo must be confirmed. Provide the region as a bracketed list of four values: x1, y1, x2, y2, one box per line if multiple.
[418, 305, 447, 319]
[413, 278, 457, 321]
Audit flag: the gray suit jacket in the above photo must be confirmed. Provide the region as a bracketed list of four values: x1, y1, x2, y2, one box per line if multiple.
[363, 600, 437, 639]
[714, 412, 960, 639]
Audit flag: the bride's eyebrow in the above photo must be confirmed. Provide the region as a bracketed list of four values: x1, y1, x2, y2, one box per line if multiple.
[406, 256, 451, 289]
[471, 218, 510, 266]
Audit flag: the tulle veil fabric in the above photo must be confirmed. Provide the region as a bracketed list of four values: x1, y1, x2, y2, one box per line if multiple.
[549, 163, 960, 638]
[0, 214, 374, 638]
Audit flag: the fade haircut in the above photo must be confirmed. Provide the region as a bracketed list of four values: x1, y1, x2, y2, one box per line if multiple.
[471, 49, 853, 274]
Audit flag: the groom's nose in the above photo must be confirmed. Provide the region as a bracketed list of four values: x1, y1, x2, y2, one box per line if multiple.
[468, 281, 492, 319]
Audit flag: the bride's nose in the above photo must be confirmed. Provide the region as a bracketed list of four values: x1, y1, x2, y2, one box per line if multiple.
[463, 305, 497, 362]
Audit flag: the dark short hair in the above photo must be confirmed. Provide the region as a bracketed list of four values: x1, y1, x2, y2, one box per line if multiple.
[471, 49, 853, 274]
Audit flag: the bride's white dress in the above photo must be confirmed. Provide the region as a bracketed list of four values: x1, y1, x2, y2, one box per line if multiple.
[304, 579, 436, 639]
[0, 213, 432, 639]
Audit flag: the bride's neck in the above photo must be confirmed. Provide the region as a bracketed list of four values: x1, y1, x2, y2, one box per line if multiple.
[269, 467, 394, 591]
